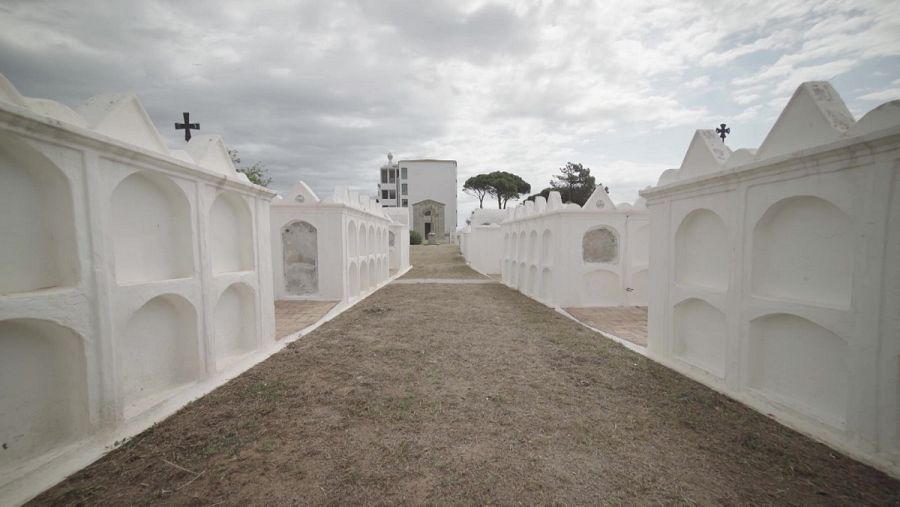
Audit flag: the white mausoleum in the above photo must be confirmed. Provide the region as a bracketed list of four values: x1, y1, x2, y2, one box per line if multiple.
[377, 154, 458, 236]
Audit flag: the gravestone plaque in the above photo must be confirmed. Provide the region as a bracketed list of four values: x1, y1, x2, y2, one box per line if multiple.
[283, 221, 318, 295]
[582, 227, 618, 263]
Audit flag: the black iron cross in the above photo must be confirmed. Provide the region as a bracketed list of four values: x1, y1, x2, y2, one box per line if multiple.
[175, 112, 200, 142]
[716, 123, 730, 142]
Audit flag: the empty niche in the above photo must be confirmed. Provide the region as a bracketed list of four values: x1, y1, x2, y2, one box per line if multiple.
[630, 225, 649, 266]
[213, 283, 257, 367]
[348, 221, 357, 257]
[282, 220, 318, 296]
[583, 227, 619, 264]
[749, 313, 848, 426]
[541, 230, 553, 266]
[389, 230, 396, 248]
[112, 171, 192, 284]
[675, 209, 729, 291]
[367, 226, 374, 255]
[540, 268, 552, 300]
[0, 134, 78, 294]
[517, 263, 526, 290]
[210, 192, 253, 274]
[0, 319, 89, 468]
[510, 234, 517, 260]
[504, 234, 510, 258]
[529, 231, 538, 263]
[120, 294, 200, 411]
[518, 233, 526, 261]
[360, 261, 370, 291]
[368, 258, 377, 288]
[752, 196, 852, 307]
[673, 298, 726, 378]
[584, 269, 621, 306]
[359, 224, 367, 257]
[349, 262, 359, 298]
[528, 265, 537, 295]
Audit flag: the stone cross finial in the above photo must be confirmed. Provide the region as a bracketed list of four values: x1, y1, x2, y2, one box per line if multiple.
[716, 123, 730, 142]
[175, 112, 200, 142]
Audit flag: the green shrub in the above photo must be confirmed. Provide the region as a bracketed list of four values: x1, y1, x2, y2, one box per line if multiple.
[409, 230, 422, 245]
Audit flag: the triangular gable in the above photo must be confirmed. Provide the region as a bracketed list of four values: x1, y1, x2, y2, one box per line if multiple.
[847, 100, 900, 137]
[678, 130, 731, 179]
[185, 135, 237, 177]
[412, 199, 445, 207]
[283, 181, 319, 205]
[25, 98, 88, 128]
[0, 73, 27, 107]
[756, 81, 854, 161]
[76, 93, 169, 155]
[583, 185, 617, 211]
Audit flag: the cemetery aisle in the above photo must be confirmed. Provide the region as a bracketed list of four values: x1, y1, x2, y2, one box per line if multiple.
[32, 247, 898, 505]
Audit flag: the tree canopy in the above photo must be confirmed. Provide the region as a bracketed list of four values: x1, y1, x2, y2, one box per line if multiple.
[464, 171, 531, 209]
[462, 173, 492, 208]
[526, 162, 609, 207]
[228, 148, 272, 187]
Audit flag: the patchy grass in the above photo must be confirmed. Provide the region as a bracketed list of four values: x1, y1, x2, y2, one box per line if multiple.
[30, 248, 900, 506]
[402, 244, 487, 279]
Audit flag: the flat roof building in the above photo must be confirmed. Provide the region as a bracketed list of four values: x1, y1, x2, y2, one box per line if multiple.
[377, 153, 457, 237]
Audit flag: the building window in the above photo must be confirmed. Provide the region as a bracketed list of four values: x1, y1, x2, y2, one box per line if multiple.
[401, 167, 407, 179]
[388, 169, 396, 183]
[388, 189, 396, 199]
[402, 199, 408, 207]
[381, 189, 389, 199]
[381, 169, 388, 184]
[401, 183, 408, 195]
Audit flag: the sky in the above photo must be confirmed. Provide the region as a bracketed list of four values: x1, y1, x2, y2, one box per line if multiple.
[1, 0, 899, 226]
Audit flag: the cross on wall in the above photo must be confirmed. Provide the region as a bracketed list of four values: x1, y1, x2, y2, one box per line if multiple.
[175, 112, 200, 142]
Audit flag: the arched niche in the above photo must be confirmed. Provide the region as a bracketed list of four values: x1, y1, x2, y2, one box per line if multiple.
[348, 262, 359, 298]
[752, 196, 852, 307]
[368, 258, 377, 288]
[503, 234, 510, 259]
[120, 294, 200, 409]
[529, 231, 538, 263]
[673, 298, 726, 377]
[282, 220, 318, 296]
[112, 171, 193, 284]
[540, 268, 552, 300]
[367, 225, 375, 256]
[0, 319, 89, 468]
[584, 269, 620, 306]
[509, 233, 517, 260]
[528, 265, 537, 295]
[360, 261, 370, 291]
[348, 221, 357, 258]
[583, 227, 619, 264]
[389, 230, 396, 249]
[210, 192, 253, 274]
[541, 230, 553, 266]
[517, 263, 526, 290]
[213, 283, 257, 367]
[675, 209, 729, 291]
[0, 134, 78, 294]
[749, 313, 848, 426]
[630, 224, 649, 266]
[359, 223, 367, 257]
[518, 233, 526, 261]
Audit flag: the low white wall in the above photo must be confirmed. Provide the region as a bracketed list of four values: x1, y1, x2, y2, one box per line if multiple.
[271, 182, 394, 303]
[642, 81, 900, 477]
[389, 223, 411, 273]
[0, 74, 277, 504]
[486, 187, 648, 308]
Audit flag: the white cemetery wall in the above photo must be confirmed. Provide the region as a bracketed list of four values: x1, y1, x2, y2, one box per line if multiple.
[0, 74, 277, 505]
[641, 81, 900, 477]
[388, 222, 410, 273]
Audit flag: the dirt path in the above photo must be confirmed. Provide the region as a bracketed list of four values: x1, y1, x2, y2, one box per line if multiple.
[32, 247, 899, 505]
[401, 244, 488, 279]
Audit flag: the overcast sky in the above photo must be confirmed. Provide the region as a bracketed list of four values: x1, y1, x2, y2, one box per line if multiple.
[1, 0, 899, 225]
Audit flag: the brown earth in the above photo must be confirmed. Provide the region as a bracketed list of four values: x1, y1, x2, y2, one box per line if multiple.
[401, 244, 488, 279]
[31, 247, 899, 506]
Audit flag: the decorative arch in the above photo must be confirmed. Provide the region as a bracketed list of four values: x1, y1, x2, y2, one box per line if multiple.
[348, 262, 359, 298]
[282, 220, 318, 295]
[582, 226, 619, 263]
[528, 231, 538, 263]
[367, 225, 375, 256]
[675, 209, 729, 291]
[368, 258, 377, 288]
[359, 222, 367, 256]
[541, 230, 553, 266]
[120, 294, 199, 410]
[210, 192, 253, 274]
[752, 196, 852, 307]
[673, 298, 726, 378]
[360, 260, 370, 291]
[0, 318, 89, 467]
[540, 268, 552, 300]
[749, 313, 848, 426]
[214, 283, 257, 366]
[348, 220, 358, 258]
[112, 171, 193, 283]
[518, 232, 526, 261]
[0, 134, 79, 294]
[584, 269, 620, 306]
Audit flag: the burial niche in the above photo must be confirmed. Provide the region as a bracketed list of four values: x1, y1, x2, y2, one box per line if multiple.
[673, 298, 726, 378]
[582, 227, 619, 263]
[0, 135, 78, 294]
[112, 171, 192, 283]
[675, 209, 729, 291]
[0, 319, 89, 468]
[348, 221, 358, 257]
[210, 192, 253, 274]
[282, 220, 318, 295]
[349, 262, 359, 298]
[214, 283, 257, 367]
[541, 230, 553, 265]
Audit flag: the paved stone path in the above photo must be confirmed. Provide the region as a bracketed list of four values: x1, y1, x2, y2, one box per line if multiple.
[274, 300, 337, 339]
[31, 245, 899, 505]
[565, 306, 648, 347]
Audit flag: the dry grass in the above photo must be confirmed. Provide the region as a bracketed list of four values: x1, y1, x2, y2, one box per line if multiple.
[402, 244, 487, 279]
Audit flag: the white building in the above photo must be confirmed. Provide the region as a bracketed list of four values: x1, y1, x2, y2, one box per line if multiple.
[376, 153, 458, 236]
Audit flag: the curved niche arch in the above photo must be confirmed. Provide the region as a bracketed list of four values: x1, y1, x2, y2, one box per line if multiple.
[120, 294, 200, 411]
[0, 134, 78, 294]
[210, 192, 253, 274]
[675, 209, 729, 291]
[282, 220, 318, 295]
[348, 262, 359, 298]
[0, 319, 89, 467]
[348, 221, 357, 258]
[529, 231, 538, 264]
[583, 227, 619, 264]
[360, 261, 370, 291]
[752, 196, 852, 307]
[673, 298, 726, 378]
[214, 283, 257, 367]
[541, 230, 553, 266]
[112, 171, 193, 283]
[749, 313, 848, 426]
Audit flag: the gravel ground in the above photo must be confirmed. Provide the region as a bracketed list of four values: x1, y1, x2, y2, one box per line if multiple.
[30, 248, 899, 506]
